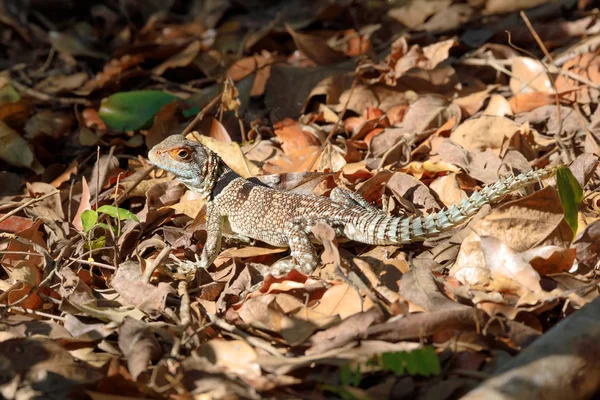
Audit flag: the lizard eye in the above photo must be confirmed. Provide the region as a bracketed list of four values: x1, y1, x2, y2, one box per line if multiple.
[170, 147, 192, 161]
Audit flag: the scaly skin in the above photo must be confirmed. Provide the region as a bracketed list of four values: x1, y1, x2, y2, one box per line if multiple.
[149, 134, 556, 276]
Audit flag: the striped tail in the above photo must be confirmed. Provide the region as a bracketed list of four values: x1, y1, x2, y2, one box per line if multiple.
[378, 166, 557, 245]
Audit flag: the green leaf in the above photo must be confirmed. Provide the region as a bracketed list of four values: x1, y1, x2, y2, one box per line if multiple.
[556, 166, 583, 236]
[380, 347, 440, 377]
[98, 91, 179, 132]
[97, 205, 140, 222]
[97, 223, 118, 234]
[81, 209, 98, 232]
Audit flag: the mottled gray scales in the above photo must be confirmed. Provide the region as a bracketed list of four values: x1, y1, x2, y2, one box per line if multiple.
[149, 135, 557, 277]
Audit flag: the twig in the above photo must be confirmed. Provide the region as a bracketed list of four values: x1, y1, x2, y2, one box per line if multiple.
[11, 80, 91, 106]
[0, 190, 59, 225]
[177, 280, 191, 327]
[68, 257, 116, 270]
[142, 245, 172, 282]
[181, 94, 222, 136]
[113, 166, 156, 207]
[0, 304, 65, 321]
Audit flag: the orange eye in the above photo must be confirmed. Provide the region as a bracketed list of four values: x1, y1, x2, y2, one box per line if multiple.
[170, 147, 192, 161]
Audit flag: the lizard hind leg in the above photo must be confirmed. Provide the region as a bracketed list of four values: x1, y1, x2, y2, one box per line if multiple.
[330, 187, 381, 213]
[271, 224, 319, 277]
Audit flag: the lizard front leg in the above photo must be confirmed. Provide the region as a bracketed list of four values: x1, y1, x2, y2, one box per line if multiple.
[198, 201, 223, 269]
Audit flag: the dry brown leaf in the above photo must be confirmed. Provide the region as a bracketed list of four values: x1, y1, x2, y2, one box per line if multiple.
[197, 339, 261, 378]
[453, 85, 499, 117]
[228, 51, 275, 96]
[474, 186, 573, 251]
[153, 40, 202, 76]
[509, 92, 560, 114]
[312, 282, 372, 319]
[555, 51, 600, 103]
[34, 72, 89, 94]
[118, 317, 162, 379]
[449, 115, 534, 156]
[285, 25, 347, 66]
[429, 173, 467, 207]
[273, 118, 321, 155]
[110, 262, 176, 318]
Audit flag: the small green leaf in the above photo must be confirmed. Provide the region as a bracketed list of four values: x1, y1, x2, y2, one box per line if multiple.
[97, 223, 118, 234]
[81, 209, 98, 232]
[380, 347, 440, 377]
[97, 205, 140, 222]
[98, 91, 179, 132]
[556, 166, 583, 236]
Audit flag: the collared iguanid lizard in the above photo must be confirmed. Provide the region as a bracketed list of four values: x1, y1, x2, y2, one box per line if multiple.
[148, 134, 556, 277]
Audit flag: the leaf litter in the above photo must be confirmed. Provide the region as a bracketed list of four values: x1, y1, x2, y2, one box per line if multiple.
[0, 0, 600, 399]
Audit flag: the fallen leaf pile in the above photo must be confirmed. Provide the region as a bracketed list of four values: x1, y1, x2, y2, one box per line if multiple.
[1, 0, 600, 399]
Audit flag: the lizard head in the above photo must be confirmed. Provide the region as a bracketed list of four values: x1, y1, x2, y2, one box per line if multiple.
[148, 135, 215, 194]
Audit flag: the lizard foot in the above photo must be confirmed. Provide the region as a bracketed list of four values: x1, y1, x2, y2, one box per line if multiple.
[270, 256, 314, 277]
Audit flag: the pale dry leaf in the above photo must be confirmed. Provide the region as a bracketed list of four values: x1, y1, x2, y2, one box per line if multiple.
[449, 115, 534, 156]
[510, 57, 554, 95]
[311, 282, 371, 319]
[187, 132, 261, 177]
[197, 339, 261, 378]
[483, 94, 513, 116]
[429, 173, 467, 207]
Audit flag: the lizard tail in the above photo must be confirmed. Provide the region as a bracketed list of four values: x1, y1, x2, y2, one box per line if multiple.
[380, 166, 557, 245]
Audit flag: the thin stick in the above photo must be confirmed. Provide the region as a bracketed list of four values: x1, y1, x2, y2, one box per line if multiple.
[181, 94, 222, 136]
[142, 245, 172, 282]
[0, 190, 59, 225]
[68, 257, 116, 270]
[11, 80, 91, 106]
[0, 304, 65, 321]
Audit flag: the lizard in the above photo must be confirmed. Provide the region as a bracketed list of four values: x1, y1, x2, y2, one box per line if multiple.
[148, 134, 557, 277]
